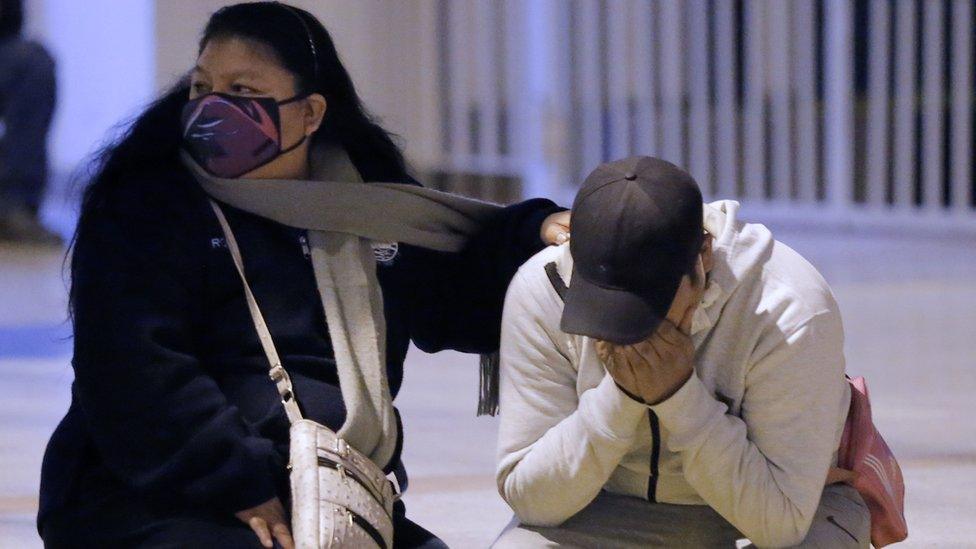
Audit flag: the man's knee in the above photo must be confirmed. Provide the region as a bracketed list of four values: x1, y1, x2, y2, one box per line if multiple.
[797, 484, 871, 548]
[491, 517, 563, 549]
[492, 526, 561, 549]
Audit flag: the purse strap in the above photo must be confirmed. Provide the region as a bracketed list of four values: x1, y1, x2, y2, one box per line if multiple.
[209, 200, 305, 425]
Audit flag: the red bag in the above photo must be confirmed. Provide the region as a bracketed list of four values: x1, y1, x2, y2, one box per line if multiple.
[837, 376, 908, 547]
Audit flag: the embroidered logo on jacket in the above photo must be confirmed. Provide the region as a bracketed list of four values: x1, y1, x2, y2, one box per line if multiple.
[372, 242, 399, 266]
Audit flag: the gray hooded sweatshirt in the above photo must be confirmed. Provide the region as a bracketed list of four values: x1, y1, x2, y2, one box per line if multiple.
[496, 201, 851, 548]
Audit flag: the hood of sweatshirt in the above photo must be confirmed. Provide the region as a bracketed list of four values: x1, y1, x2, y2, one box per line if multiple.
[693, 200, 775, 338]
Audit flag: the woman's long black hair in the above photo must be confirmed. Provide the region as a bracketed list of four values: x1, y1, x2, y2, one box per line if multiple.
[69, 1, 411, 314]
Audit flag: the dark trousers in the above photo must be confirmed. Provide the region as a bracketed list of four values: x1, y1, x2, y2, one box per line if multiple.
[41, 498, 447, 549]
[0, 37, 56, 215]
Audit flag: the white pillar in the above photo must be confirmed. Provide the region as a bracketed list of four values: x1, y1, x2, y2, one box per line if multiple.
[508, 0, 571, 202]
[822, 0, 854, 211]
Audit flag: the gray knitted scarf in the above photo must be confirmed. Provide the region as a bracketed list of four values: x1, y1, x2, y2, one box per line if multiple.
[181, 143, 504, 467]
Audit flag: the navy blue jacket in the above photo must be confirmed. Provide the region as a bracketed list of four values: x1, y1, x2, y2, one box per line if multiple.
[37, 164, 562, 531]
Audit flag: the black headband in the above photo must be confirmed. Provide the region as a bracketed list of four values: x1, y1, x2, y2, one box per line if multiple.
[277, 3, 319, 82]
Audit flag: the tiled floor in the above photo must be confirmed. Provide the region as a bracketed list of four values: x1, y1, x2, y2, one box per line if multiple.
[1, 222, 975, 547]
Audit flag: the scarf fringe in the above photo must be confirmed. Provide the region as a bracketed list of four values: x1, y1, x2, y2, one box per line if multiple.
[478, 351, 500, 416]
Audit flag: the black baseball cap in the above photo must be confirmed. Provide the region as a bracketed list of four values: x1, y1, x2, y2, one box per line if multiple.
[560, 156, 704, 345]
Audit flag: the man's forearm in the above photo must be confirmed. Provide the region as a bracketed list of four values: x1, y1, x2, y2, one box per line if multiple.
[650, 372, 840, 548]
[497, 374, 646, 526]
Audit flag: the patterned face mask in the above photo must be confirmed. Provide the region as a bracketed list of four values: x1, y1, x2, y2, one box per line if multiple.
[180, 92, 308, 178]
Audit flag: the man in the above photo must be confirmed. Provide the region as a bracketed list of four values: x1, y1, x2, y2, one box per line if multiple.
[0, 0, 60, 244]
[493, 157, 869, 547]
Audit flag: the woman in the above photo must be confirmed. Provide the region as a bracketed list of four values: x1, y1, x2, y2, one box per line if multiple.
[38, 3, 568, 548]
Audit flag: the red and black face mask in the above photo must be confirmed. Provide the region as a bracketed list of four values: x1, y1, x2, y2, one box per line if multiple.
[180, 92, 308, 178]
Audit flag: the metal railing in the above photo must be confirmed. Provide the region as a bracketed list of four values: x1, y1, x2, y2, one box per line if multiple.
[422, 0, 975, 230]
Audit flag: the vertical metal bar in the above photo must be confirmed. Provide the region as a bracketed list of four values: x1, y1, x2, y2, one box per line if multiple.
[767, 0, 792, 202]
[416, 0, 444, 170]
[823, 0, 855, 210]
[630, 0, 657, 157]
[495, 0, 510, 159]
[473, 0, 500, 166]
[951, 0, 974, 213]
[713, 0, 738, 198]
[502, 0, 523, 171]
[576, 0, 604, 176]
[892, 0, 918, 208]
[865, 0, 891, 207]
[921, 0, 945, 211]
[657, 0, 684, 167]
[792, 0, 818, 203]
[686, 0, 712, 196]
[606, 0, 631, 160]
[447, 0, 471, 165]
[743, 0, 767, 200]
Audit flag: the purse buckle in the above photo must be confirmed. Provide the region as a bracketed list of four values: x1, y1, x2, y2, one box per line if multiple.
[334, 437, 349, 457]
[387, 474, 402, 501]
[269, 364, 286, 383]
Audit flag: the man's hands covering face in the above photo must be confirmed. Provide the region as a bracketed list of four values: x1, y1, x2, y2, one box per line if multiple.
[596, 318, 696, 406]
[596, 257, 706, 406]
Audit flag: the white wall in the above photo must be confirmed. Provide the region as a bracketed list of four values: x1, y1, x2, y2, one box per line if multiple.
[26, 0, 156, 175]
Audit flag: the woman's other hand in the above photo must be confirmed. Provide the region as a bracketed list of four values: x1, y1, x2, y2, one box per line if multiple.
[541, 210, 571, 245]
[235, 497, 294, 549]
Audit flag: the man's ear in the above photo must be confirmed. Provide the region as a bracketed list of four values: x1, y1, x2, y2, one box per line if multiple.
[701, 234, 715, 274]
[693, 255, 706, 289]
[304, 93, 327, 135]
[665, 274, 694, 326]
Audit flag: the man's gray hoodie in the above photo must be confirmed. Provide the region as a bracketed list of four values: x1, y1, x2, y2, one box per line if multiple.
[496, 200, 851, 548]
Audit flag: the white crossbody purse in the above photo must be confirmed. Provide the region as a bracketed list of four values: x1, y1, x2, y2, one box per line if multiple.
[211, 201, 398, 549]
